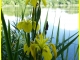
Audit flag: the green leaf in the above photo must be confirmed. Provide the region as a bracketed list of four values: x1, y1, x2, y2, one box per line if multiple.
[57, 35, 79, 56]
[65, 30, 70, 60]
[8, 20, 11, 46]
[56, 32, 78, 49]
[50, 10, 56, 42]
[43, 8, 49, 37]
[36, 6, 41, 23]
[1, 10, 13, 60]
[21, 5, 26, 20]
[56, 18, 60, 46]
[14, 38, 19, 60]
[74, 45, 79, 59]
[61, 29, 65, 60]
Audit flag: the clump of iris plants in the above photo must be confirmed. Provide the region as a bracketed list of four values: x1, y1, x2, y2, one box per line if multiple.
[16, 0, 57, 60]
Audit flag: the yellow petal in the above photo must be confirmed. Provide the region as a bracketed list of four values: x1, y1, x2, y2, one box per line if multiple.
[35, 33, 48, 49]
[31, 0, 37, 7]
[51, 44, 57, 58]
[30, 44, 36, 60]
[22, 20, 32, 33]
[42, 46, 52, 60]
[42, 0, 47, 6]
[17, 21, 23, 30]
[24, 44, 30, 55]
[39, 33, 43, 40]
[25, 0, 30, 5]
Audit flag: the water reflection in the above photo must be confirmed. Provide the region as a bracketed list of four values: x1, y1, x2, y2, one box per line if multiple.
[40, 8, 78, 30]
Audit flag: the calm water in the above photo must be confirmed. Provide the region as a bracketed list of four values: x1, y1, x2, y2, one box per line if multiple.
[40, 8, 78, 60]
[4, 8, 78, 60]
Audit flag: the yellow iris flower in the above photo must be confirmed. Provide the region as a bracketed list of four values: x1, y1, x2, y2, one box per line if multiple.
[17, 20, 32, 33]
[23, 33, 57, 60]
[35, 33, 57, 60]
[17, 20, 40, 33]
[25, 0, 47, 7]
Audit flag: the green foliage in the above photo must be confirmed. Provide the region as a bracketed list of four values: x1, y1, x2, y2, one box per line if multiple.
[2, 0, 78, 6]
[58, 0, 67, 4]
[1, 10, 13, 60]
[67, 0, 78, 4]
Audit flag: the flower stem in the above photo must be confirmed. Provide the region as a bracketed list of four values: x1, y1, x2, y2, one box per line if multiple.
[27, 33, 30, 47]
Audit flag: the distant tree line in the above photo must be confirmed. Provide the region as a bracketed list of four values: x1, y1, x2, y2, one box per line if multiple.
[52, 0, 78, 5]
[2, 0, 78, 5]
[2, 0, 25, 5]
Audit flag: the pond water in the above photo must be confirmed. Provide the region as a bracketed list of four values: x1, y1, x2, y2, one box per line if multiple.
[3, 8, 78, 60]
[40, 8, 78, 60]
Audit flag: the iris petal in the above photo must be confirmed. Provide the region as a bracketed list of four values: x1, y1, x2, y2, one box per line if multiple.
[35, 33, 48, 49]
[22, 20, 32, 33]
[17, 21, 23, 30]
[42, 46, 52, 60]
[51, 44, 57, 58]
[31, 0, 37, 7]
[24, 44, 30, 55]
[25, 0, 30, 5]
[30, 44, 36, 60]
[42, 0, 47, 6]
